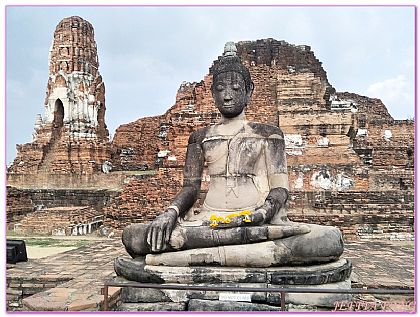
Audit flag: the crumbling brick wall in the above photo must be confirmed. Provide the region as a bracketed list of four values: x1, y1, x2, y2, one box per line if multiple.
[111, 116, 163, 170]
[6, 187, 119, 230]
[6, 187, 34, 231]
[104, 168, 183, 230]
[288, 190, 414, 240]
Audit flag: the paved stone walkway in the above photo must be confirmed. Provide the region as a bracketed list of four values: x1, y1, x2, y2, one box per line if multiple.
[343, 240, 414, 289]
[7, 238, 126, 311]
[6, 238, 414, 311]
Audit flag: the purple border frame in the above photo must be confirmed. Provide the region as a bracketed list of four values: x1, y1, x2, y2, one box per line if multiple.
[3, 4, 417, 315]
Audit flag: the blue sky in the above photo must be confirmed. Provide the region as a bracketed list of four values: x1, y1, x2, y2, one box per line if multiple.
[5, 5, 415, 165]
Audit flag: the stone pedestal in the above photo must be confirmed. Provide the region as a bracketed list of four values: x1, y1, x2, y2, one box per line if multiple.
[114, 258, 352, 311]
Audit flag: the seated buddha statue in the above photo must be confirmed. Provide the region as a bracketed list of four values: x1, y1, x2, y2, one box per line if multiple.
[115, 42, 343, 279]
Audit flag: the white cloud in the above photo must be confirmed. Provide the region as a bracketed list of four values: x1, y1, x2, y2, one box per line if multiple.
[366, 75, 413, 119]
[367, 75, 408, 100]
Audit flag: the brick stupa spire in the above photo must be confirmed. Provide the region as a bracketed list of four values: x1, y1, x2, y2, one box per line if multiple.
[9, 16, 111, 174]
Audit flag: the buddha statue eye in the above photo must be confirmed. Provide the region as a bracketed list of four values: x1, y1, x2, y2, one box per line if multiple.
[232, 84, 241, 90]
[216, 84, 224, 91]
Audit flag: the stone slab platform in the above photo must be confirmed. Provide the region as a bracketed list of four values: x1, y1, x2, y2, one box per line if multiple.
[117, 256, 352, 286]
[114, 258, 352, 308]
[116, 275, 352, 308]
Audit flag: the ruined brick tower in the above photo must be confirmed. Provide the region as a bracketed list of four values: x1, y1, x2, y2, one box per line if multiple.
[9, 16, 111, 174]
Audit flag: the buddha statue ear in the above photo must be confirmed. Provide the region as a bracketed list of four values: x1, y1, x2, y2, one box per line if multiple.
[246, 81, 254, 105]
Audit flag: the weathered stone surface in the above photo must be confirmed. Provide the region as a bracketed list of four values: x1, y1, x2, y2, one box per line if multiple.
[115, 256, 350, 285]
[114, 257, 165, 284]
[143, 265, 267, 284]
[118, 46, 346, 273]
[189, 278, 351, 308]
[143, 224, 343, 268]
[116, 302, 186, 311]
[283, 278, 352, 307]
[117, 277, 352, 310]
[120, 287, 170, 303]
[268, 258, 352, 285]
[188, 299, 281, 311]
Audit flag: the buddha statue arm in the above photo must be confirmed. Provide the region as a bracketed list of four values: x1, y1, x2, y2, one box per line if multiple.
[255, 134, 290, 223]
[253, 187, 289, 224]
[169, 140, 205, 217]
[251, 136, 311, 236]
[146, 131, 205, 252]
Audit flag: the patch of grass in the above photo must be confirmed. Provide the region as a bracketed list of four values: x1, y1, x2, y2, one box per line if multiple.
[23, 238, 91, 248]
[6, 230, 19, 237]
[7, 230, 51, 238]
[25, 238, 57, 247]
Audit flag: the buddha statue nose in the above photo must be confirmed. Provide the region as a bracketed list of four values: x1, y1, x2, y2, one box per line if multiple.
[224, 90, 233, 102]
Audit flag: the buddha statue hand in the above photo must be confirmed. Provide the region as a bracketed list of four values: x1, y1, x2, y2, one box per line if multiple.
[146, 208, 178, 253]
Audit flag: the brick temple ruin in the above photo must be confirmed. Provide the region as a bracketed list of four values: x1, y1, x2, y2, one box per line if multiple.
[7, 17, 414, 241]
[8, 16, 111, 176]
[7, 16, 113, 234]
[105, 39, 414, 240]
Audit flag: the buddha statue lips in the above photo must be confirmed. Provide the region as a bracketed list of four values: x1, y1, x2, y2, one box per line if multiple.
[116, 42, 344, 276]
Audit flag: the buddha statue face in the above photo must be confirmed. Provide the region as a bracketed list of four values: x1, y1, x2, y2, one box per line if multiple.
[212, 71, 252, 118]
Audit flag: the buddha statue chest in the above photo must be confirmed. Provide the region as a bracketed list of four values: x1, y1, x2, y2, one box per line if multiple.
[195, 124, 271, 214]
[202, 134, 265, 176]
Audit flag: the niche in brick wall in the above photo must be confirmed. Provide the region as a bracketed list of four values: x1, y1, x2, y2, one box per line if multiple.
[53, 99, 64, 128]
[98, 103, 105, 126]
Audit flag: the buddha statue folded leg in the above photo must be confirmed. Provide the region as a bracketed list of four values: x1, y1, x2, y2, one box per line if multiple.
[121, 221, 312, 258]
[114, 256, 165, 283]
[121, 223, 150, 257]
[145, 224, 343, 267]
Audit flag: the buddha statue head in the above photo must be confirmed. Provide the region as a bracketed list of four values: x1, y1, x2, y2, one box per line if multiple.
[211, 42, 254, 118]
